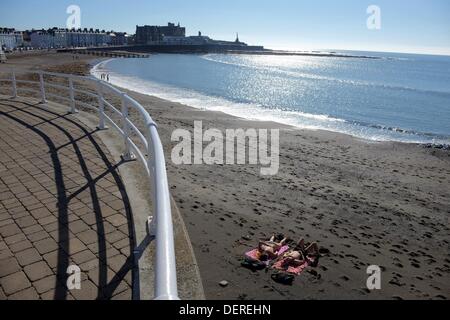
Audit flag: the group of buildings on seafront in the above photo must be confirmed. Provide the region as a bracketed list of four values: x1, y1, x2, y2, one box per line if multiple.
[1, 22, 263, 52]
[0, 27, 130, 50]
[135, 22, 249, 47]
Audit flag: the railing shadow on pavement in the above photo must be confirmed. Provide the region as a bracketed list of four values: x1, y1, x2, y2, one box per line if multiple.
[0, 99, 137, 299]
[0, 68, 178, 300]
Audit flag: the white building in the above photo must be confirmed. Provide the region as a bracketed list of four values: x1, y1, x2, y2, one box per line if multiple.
[0, 28, 23, 50]
[30, 28, 113, 49]
[31, 31, 55, 48]
[65, 29, 112, 47]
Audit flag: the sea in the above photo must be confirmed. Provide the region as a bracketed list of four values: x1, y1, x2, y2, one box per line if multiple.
[91, 51, 450, 145]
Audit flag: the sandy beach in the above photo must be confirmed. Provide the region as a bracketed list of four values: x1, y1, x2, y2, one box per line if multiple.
[1, 52, 449, 300]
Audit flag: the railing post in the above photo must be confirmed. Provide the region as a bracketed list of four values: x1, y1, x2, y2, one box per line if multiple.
[121, 93, 134, 161]
[96, 81, 107, 129]
[39, 72, 46, 104]
[11, 70, 17, 98]
[68, 78, 77, 113]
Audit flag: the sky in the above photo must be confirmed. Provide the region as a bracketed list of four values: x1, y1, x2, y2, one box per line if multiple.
[1, 0, 450, 55]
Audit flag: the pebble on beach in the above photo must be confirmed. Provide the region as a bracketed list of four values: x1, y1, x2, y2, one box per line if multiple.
[219, 280, 229, 287]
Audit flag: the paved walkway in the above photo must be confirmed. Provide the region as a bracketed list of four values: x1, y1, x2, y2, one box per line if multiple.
[0, 97, 135, 300]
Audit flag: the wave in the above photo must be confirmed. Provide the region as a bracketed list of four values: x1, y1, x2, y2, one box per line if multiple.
[90, 60, 449, 145]
[352, 121, 449, 140]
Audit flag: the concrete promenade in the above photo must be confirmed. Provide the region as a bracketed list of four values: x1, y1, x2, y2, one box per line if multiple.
[0, 97, 135, 299]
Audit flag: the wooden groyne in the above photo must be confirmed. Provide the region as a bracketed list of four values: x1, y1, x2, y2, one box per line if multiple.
[57, 48, 149, 58]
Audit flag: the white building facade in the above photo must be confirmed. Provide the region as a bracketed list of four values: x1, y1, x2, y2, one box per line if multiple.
[31, 32, 55, 48]
[0, 29, 24, 50]
[30, 29, 113, 48]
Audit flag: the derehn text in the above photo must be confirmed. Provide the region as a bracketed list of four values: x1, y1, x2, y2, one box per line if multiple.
[179, 304, 271, 318]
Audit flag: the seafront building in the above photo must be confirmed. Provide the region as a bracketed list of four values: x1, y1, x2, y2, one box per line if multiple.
[0, 28, 24, 50]
[161, 31, 247, 46]
[31, 28, 108, 48]
[110, 32, 131, 46]
[29, 28, 130, 49]
[136, 22, 186, 44]
[1, 22, 263, 52]
[135, 23, 260, 50]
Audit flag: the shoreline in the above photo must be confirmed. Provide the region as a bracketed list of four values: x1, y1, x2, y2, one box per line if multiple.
[90, 58, 450, 148]
[89, 59, 402, 149]
[1, 52, 449, 300]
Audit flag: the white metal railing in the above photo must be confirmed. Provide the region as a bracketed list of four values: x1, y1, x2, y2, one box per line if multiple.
[0, 69, 179, 300]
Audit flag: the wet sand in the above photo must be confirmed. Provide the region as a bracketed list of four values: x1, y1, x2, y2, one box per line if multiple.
[1, 52, 449, 300]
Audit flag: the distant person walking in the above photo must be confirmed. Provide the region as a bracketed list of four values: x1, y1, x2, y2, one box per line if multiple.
[107, 74, 110, 82]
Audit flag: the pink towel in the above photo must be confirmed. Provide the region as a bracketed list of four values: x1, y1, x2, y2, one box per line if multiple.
[245, 249, 261, 261]
[245, 245, 290, 264]
[272, 256, 314, 275]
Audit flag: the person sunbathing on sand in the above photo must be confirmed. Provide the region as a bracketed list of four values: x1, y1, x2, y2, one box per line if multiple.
[257, 235, 287, 261]
[285, 239, 320, 267]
